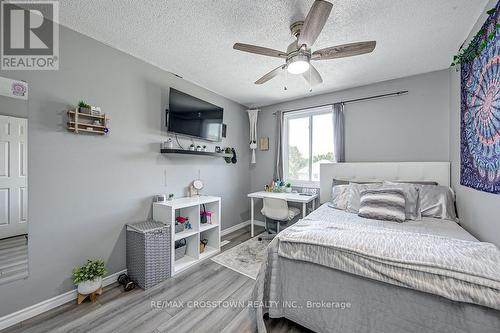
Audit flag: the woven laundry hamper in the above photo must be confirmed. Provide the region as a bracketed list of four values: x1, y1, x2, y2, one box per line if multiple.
[126, 221, 171, 289]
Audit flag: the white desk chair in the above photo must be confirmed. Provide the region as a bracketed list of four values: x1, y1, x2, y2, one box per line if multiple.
[258, 198, 300, 241]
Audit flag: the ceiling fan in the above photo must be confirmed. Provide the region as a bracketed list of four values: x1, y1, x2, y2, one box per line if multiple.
[233, 0, 376, 87]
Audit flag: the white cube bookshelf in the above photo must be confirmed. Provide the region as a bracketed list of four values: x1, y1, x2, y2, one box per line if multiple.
[153, 196, 221, 276]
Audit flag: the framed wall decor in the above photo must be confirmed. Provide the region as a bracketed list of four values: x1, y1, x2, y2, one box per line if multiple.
[259, 137, 269, 151]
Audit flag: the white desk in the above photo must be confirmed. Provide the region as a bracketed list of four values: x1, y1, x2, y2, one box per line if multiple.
[248, 191, 318, 237]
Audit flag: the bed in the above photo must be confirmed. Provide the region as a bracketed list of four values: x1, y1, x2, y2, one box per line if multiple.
[253, 162, 500, 333]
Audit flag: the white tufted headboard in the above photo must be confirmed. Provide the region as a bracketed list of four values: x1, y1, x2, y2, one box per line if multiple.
[319, 162, 450, 203]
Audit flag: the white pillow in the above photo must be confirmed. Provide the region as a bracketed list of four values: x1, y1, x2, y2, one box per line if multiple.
[383, 181, 421, 220]
[331, 185, 350, 210]
[417, 185, 458, 221]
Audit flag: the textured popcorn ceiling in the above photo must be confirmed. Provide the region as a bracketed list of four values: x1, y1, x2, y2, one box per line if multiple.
[55, 0, 487, 107]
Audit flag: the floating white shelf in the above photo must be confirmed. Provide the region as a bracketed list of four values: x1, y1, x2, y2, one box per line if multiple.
[174, 229, 198, 241]
[199, 223, 218, 232]
[153, 196, 221, 276]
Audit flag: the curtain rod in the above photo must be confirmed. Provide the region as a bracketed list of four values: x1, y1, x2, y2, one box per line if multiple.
[272, 90, 408, 115]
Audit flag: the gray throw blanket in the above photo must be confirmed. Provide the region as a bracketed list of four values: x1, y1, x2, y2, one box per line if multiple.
[253, 217, 500, 332]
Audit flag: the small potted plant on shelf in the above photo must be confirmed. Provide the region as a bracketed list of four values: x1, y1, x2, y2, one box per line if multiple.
[202, 145, 207, 152]
[196, 145, 202, 152]
[78, 101, 91, 114]
[72, 259, 106, 295]
[189, 144, 195, 151]
[285, 182, 292, 193]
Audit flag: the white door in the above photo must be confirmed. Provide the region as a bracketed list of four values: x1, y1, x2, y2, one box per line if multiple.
[0, 115, 27, 239]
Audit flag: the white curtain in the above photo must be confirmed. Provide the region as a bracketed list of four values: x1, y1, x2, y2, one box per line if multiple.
[332, 103, 345, 162]
[247, 109, 259, 164]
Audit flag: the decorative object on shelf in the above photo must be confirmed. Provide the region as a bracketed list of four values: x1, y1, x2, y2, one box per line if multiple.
[67, 102, 109, 135]
[72, 259, 106, 304]
[224, 147, 232, 163]
[285, 182, 292, 193]
[78, 101, 91, 114]
[153, 194, 166, 203]
[91, 106, 102, 116]
[215, 146, 221, 153]
[175, 239, 187, 260]
[190, 171, 204, 196]
[200, 204, 213, 224]
[202, 145, 207, 152]
[196, 145, 202, 151]
[452, 5, 499, 67]
[460, 2, 500, 195]
[189, 144, 195, 151]
[175, 216, 188, 233]
[232, 148, 237, 164]
[162, 138, 174, 150]
[259, 137, 269, 151]
[117, 273, 136, 292]
[168, 193, 174, 201]
[247, 109, 259, 164]
[200, 238, 208, 253]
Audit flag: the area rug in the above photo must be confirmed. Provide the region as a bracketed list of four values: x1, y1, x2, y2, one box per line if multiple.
[211, 234, 271, 279]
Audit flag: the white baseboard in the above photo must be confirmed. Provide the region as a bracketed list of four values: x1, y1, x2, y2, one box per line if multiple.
[0, 269, 127, 331]
[221, 220, 265, 236]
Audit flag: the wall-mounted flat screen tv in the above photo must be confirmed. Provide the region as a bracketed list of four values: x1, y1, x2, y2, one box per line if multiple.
[167, 88, 223, 142]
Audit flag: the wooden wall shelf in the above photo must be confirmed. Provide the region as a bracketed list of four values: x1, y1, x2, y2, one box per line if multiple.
[67, 110, 109, 135]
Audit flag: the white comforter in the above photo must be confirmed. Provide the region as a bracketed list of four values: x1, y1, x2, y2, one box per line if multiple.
[254, 204, 500, 332]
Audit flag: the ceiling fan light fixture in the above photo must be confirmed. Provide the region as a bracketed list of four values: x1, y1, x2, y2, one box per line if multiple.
[287, 54, 310, 74]
[287, 59, 310, 74]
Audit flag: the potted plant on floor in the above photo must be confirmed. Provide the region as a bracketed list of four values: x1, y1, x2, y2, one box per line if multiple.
[72, 259, 107, 295]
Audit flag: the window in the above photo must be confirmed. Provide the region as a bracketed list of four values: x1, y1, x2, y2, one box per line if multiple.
[283, 106, 335, 186]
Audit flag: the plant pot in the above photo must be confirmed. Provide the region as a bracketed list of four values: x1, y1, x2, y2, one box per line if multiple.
[285, 187, 292, 193]
[77, 277, 102, 295]
[78, 107, 91, 114]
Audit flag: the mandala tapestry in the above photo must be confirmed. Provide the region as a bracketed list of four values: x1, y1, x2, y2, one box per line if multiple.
[461, 3, 500, 194]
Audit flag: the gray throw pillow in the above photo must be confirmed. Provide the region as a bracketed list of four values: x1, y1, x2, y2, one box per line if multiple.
[417, 185, 458, 221]
[383, 181, 421, 220]
[358, 188, 406, 222]
[346, 183, 382, 213]
[331, 185, 350, 210]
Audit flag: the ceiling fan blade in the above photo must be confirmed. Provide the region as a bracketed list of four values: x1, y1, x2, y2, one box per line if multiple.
[302, 64, 323, 86]
[255, 65, 285, 85]
[233, 43, 287, 58]
[312, 41, 376, 60]
[298, 0, 333, 49]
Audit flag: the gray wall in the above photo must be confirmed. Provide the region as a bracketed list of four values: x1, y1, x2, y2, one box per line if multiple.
[449, 0, 500, 248]
[250, 70, 451, 193]
[0, 26, 250, 316]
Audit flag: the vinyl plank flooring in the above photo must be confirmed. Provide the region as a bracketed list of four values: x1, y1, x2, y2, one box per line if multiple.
[2, 225, 305, 333]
